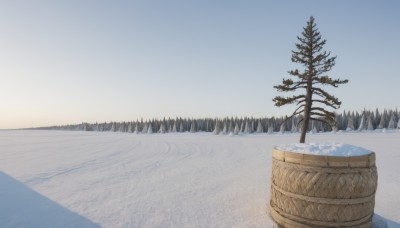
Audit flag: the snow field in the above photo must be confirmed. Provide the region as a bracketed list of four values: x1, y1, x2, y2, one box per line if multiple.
[0, 130, 399, 227]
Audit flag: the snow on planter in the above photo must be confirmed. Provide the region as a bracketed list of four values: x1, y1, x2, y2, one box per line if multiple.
[270, 143, 378, 228]
[275, 142, 372, 157]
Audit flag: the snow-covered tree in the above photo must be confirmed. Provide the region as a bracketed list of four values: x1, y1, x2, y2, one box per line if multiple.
[110, 123, 116, 132]
[172, 122, 177, 133]
[334, 113, 341, 130]
[377, 111, 386, 129]
[222, 121, 228, 135]
[358, 114, 366, 131]
[118, 123, 125, 132]
[142, 123, 148, 134]
[159, 123, 166, 133]
[233, 122, 239, 135]
[128, 122, 133, 133]
[369, 112, 375, 129]
[244, 121, 251, 134]
[240, 121, 245, 133]
[256, 120, 263, 133]
[179, 122, 184, 132]
[397, 117, 400, 129]
[311, 121, 318, 133]
[228, 120, 233, 134]
[213, 120, 221, 135]
[190, 120, 196, 133]
[291, 118, 297, 133]
[387, 114, 396, 129]
[367, 115, 374, 130]
[346, 115, 355, 131]
[134, 124, 139, 134]
[279, 123, 285, 134]
[267, 124, 273, 134]
[92, 123, 99, 131]
[83, 123, 91, 131]
[147, 123, 153, 134]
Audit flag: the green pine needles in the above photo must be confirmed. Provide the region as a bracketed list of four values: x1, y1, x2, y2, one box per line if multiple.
[273, 16, 348, 143]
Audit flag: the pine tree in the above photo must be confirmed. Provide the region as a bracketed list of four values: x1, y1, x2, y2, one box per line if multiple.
[190, 119, 196, 133]
[228, 120, 233, 134]
[213, 120, 221, 135]
[222, 121, 228, 135]
[367, 114, 374, 130]
[110, 122, 116, 132]
[147, 123, 153, 134]
[387, 114, 395, 129]
[341, 110, 348, 130]
[397, 117, 400, 129]
[378, 111, 386, 129]
[334, 114, 341, 130]
[358, 114, 366, 131]
[256, 120, 263, 133]
[127, 122, 133, 133]
[291, 117, 297, 133]
[273, 16, 348, 143]
[168, 124, 172, 133]
[268, 124, 274, 134]
[159, 123, 166, 133]
[279, 122, 286, 134]
[311, 121, 318, 133]
[179, 122, 184, 132]
[347, 115, 355, 131]
[243, 121, 250, 134]
[234, 122, 240, 135]
[118, 122, 125, 132]
[142, 123, 148, 133]
[172, 122, 177, 132]
[83, 123, 91, 131]
[134, 124, 139, 134]
[240, 121, 245, 133]
[369, 112, 375, 129]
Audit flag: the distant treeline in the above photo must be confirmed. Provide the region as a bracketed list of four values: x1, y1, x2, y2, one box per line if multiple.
[34, 109, 400, 134]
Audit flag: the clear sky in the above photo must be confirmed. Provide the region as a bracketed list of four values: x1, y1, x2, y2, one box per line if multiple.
[1, 0, 399, 129]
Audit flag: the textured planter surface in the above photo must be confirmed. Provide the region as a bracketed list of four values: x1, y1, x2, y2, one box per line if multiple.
[270, 148, 378, 228]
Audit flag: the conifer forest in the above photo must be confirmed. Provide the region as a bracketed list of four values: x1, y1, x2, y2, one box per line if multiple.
[35, 109, 400, 134]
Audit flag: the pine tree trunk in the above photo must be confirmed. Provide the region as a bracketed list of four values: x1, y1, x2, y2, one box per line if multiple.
[300, 66, 313, 143]
[300, 103, 310, 143]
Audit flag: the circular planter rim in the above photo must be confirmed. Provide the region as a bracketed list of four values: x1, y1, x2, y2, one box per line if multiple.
[272, 147, 375, 168]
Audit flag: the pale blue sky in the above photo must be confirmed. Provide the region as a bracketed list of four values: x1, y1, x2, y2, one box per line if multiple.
[1, 1, 399, 129]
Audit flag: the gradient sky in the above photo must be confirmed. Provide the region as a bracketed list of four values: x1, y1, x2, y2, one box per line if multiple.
[1, 1, 399, 129]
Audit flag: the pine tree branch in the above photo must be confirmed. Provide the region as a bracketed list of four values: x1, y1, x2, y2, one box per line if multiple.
[312, 88, 342, 106]
[314, 75, 348, 87]
[311, 99, 340, 109]
[281, 105, 305, 125]
[273, 95, 305, 107]
[273, 78, 306, 92]
[310, 106, 333, 113]
[309, 117, 332, 126]
[297, 117, 304, 127]
[288, 69, 308, 81]
[296, 99, 306, 105]
[310, 112, 325, 117]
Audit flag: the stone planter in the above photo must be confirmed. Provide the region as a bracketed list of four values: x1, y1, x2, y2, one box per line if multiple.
[270, 147, 378, 228]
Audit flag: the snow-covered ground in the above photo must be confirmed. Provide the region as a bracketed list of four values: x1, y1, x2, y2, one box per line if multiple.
[0, 130, 399, 227]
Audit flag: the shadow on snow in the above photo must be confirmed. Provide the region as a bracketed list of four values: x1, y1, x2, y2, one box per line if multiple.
[373, 214, 400, 228]
[0, 171, 100, 228]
